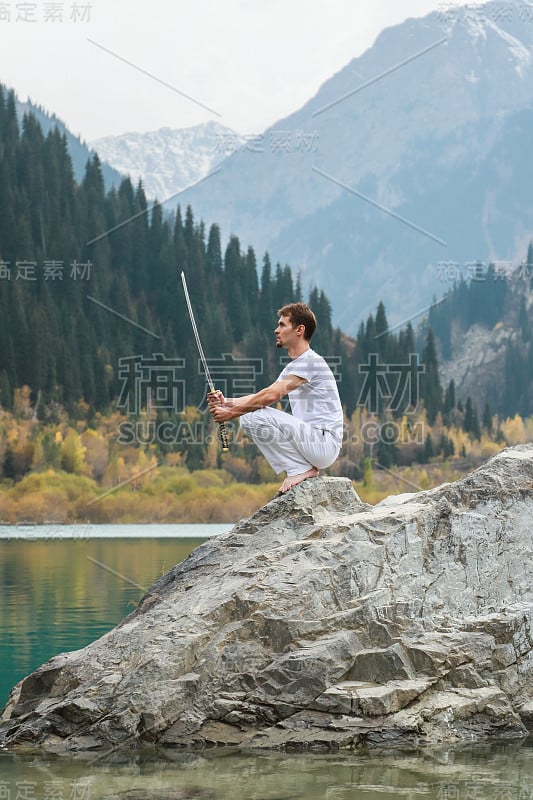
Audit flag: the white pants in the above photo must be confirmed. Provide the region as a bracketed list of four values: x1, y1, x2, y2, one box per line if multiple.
[240, 407, 341, 476]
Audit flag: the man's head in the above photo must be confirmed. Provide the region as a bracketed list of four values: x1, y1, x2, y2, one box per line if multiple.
[275, 303, 317, 347]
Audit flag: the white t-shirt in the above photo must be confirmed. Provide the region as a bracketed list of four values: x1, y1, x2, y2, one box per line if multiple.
[277, 348, 344, 445]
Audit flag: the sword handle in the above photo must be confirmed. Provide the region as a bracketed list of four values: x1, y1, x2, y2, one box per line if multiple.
[219, 421, 230, 452]
[209, 390, 229, 452]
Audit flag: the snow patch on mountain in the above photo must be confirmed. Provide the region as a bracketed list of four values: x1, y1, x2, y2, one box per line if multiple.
[89, 121, 244, 201]
[464, 13, 488, 40]
[486, 19, 531, 76]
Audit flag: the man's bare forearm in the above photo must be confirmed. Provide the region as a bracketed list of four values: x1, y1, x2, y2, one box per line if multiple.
[210, 376, 303, 424]
[227, 386, 282, 417]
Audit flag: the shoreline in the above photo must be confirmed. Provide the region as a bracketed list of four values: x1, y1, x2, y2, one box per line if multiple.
[0, 458, 481, 524]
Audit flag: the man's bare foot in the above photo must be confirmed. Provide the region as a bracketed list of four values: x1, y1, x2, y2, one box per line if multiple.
[278, 467, 319, 494]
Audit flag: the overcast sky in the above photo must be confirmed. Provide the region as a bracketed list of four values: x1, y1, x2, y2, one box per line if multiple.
[1, 0, 484, 141]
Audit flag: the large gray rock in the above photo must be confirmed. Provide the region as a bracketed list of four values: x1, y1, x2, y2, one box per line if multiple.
[2, 445, 533, 754]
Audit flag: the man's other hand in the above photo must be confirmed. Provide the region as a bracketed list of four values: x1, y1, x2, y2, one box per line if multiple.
[207, 390, 225, 409]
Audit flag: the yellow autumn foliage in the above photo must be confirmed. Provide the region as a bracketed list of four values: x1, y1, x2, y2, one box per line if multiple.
[1, 395, 533, 523]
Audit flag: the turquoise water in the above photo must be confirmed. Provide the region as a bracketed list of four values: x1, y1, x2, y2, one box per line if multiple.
[0, 526, 227, 708]
[1, 526, 532, 798]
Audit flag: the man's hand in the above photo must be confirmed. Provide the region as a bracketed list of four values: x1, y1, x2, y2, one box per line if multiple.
[207, 390, 225, 409]
[211, 404, 235, 423]
[207, 391, 235, 422]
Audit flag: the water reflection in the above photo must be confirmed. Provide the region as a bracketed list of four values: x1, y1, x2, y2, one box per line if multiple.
[1, 741, 532, 799]
[0, 536, 207, 708]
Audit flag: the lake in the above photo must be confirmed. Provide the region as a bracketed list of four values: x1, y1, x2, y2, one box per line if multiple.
[0, 524, 230, 708]
[1, 525, 532, 799]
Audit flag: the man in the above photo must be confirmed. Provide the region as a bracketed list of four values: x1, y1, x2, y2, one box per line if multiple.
[208, 303, 343, 494]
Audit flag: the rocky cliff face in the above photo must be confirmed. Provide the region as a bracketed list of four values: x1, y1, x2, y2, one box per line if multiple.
[2, 446, 533, 754]
[437, 275, 533, 414]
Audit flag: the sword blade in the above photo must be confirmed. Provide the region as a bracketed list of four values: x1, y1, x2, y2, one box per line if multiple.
[181, 270, 229, 452]
[180, 271, 214, 391]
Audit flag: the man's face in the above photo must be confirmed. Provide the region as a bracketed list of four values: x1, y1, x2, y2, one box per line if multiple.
[275, 315, 301, 348]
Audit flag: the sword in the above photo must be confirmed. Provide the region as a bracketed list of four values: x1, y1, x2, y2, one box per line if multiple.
[180, 271, 229, 451]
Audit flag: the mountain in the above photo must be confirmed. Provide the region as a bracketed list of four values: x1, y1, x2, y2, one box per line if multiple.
[15, 97, 123, 191]
[175, 0, 533, 334]
[89, 122, 244, 202]
[429, 255, 533, 418]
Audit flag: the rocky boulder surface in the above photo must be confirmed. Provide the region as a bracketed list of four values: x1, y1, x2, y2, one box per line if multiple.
[2, 445, 533, 754]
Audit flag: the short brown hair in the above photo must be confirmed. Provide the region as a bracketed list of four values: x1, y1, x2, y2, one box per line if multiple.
[277, 303, 317, 341]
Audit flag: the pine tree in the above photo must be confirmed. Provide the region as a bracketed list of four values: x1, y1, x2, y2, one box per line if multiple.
[363, 313, 377, 361]
[439, 433, 454, 458]
[374, 301, 389, 359]
[184, 205, 195, 250]
[420, 327, 442, 424]
[0, 370, 12, 409]
[129, 182, 149, 292]
[272, 263, 286, 311]
[464, 396, 481, 439]
[482, 401, 492, 432]
[3, 446, 16, 479]
[377, 436, 397, 468]
[206, 224, 223, 277]
[444, 379, 455, 413]
[443, 379, 456, 424]
[424, 433, 435, 461]
[245, 246, 259, 311]
[259, 253, 273, 333]
[311, 290, 333, 354]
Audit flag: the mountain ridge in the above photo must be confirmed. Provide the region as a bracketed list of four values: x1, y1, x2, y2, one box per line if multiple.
[89, 121, 244, 202]
[173, 1, 533, 331]
[13, 5, 533, 333]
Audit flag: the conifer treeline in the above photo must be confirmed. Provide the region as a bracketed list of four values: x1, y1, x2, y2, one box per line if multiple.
[0, 85, 494, 465]
[0, 86, 354, 414]
[0, 87, 424, 418]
